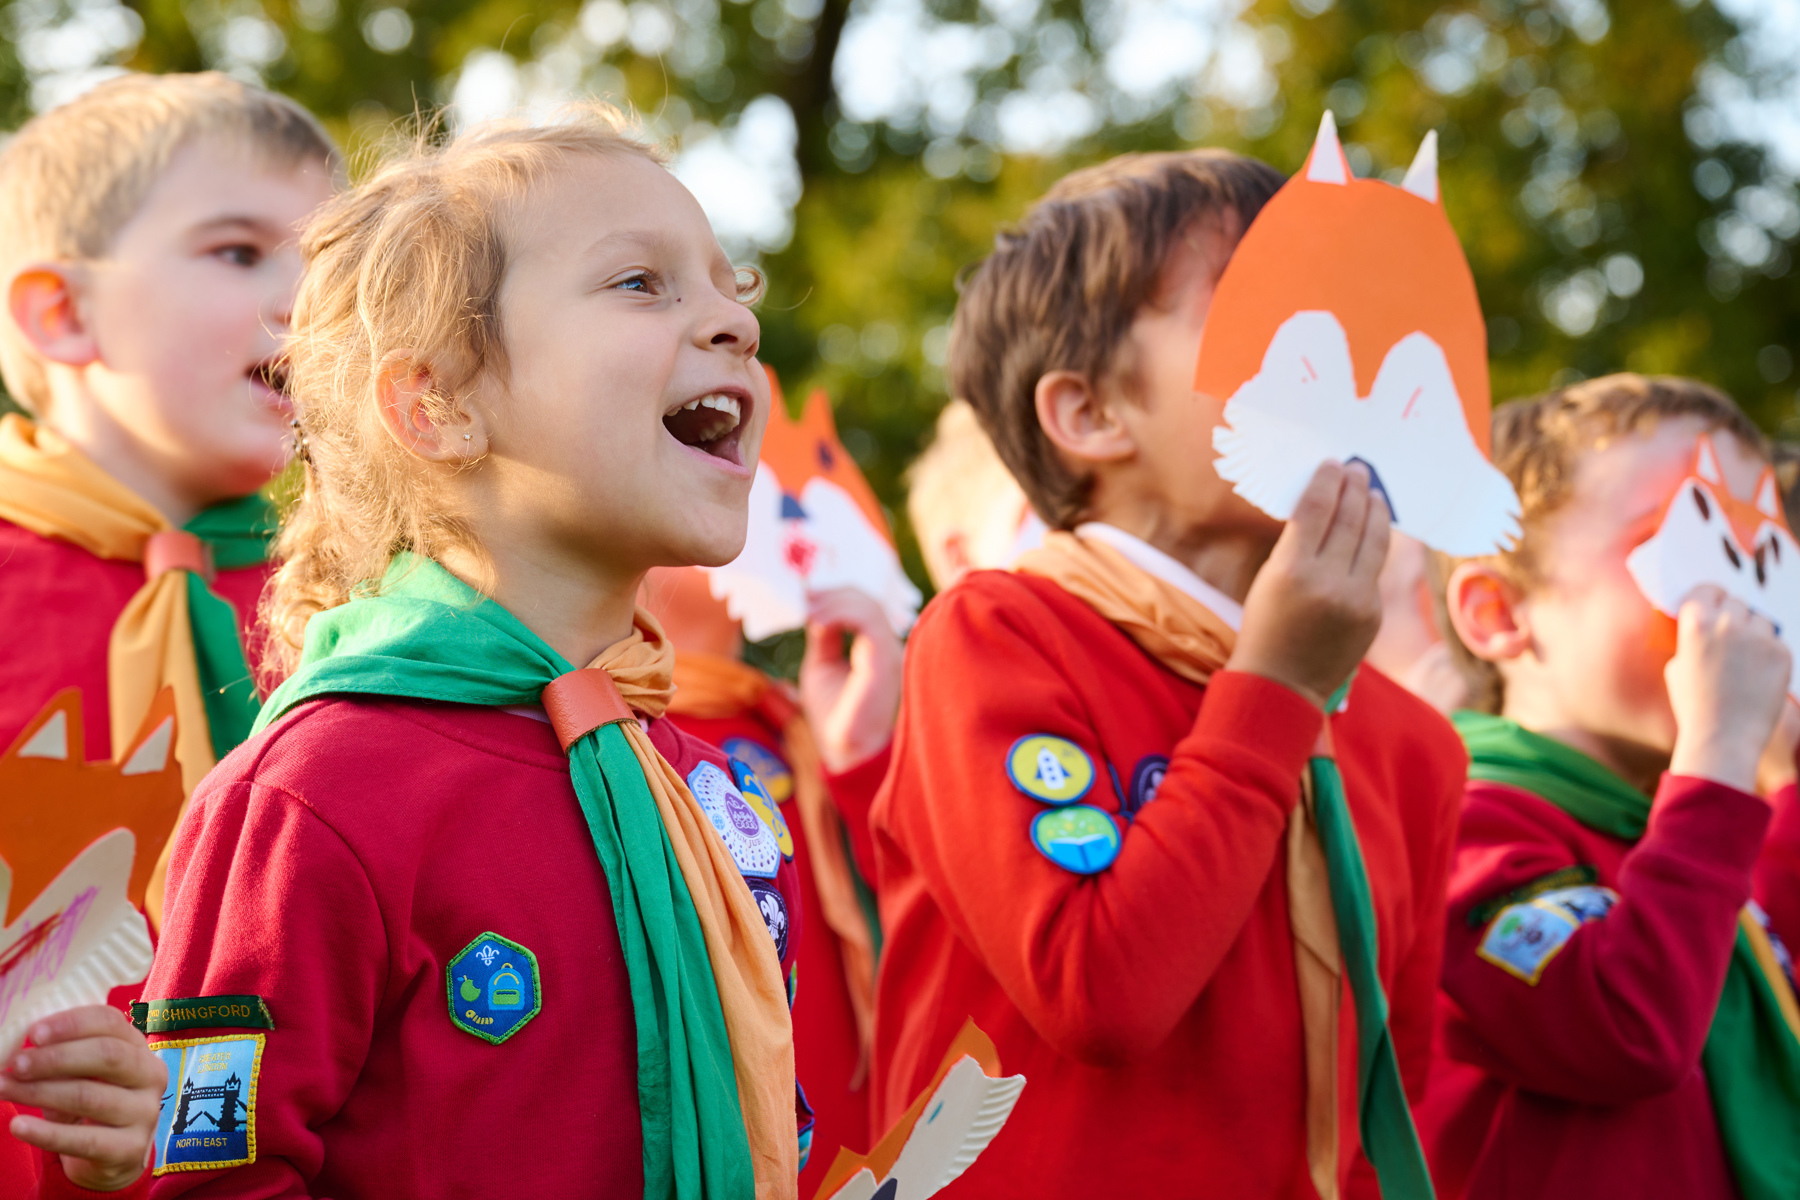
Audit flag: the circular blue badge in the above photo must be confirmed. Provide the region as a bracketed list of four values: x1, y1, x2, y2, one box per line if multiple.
[1005, 734, 1095, 805]
[1124, 754, 1170, 821]
[1030, 804, 1122, 874]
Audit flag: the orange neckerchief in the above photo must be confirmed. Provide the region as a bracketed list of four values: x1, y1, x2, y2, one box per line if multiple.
[669, 652, 879, 1085]
[1017, 529, 1347, 1199]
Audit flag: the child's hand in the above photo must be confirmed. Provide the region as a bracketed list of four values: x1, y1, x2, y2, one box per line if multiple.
[0, 1005, 164, 1191]
[799, 587, 905, 772]
[1757, 697, 1800, 798]
[1228, 460, 1390, 710]
[1667, 585, 1792, 794]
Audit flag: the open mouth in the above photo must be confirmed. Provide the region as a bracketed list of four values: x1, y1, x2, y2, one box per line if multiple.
[248, 357, 291, 408]
[663, 391, 748, 463]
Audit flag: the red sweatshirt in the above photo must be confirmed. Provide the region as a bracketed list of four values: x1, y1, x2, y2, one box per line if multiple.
[141, 696, 801, 1197]
[667, 707, 888, 1195]
[1418, 775, 1772, 1200]
[0, 1102, 152, 1199]
[0, 518, 271, 753]
[1756, 783, 1800, 953]
[869, 570, 1465, 1199]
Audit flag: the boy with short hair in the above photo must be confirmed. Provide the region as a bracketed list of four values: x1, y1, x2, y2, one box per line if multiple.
[1429, 374, 1800, 1199]
[869, 151, 1468, 1198]
[0, 72, 337, 924]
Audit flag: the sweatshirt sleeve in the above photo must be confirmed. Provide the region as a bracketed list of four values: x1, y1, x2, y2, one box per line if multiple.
[822, 744, 890, 884]
[1755, 782, 1800, 952]
[1440, 776, 1771, 1104]
[145, 772, 384, 1199]
[883, 583, 1321, 1065]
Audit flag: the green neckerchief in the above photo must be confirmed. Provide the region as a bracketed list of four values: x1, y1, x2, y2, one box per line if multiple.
[1455, 710, 1800, 1200]
[1312, 675, 1435, 1200]
[182, 493, 277, 760]
[255, 555, 751, 1199]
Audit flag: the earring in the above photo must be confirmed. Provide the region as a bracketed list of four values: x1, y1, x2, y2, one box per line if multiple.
[463, 433, 471, 440]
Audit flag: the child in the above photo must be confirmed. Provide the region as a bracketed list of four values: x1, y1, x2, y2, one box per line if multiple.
[645, 565, 900, 1191]
[1365, 533, 1470, 714]
[0, 1005, 166, 1197]
[139, 110, 805, 1196]
[869, 151, 1468, 1198]
[0, 73, 337, 926]
[905, 398, 1043, 589]
[1429, 374, 1800, 1199]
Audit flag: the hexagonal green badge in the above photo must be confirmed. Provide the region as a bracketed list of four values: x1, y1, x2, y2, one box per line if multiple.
[446, 932, 541, 1044]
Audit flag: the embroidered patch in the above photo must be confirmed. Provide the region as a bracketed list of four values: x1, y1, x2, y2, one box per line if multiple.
[131, 995, 274, 1035]
[1006, 735, 1095, 806]
[1467, 864, 1600, 927]
[1030, 804, 1122, 874]
[150, 1034, 263, 1175]
[446, 932, 542, 1044]
[1124, 754, 1169, 820]
[689, 760, 783, 878]
[723, 737, 794, 804]
[729, 758, 795, 860]
[747, 877, 791, 960]
[1477, 885, 1617, 985]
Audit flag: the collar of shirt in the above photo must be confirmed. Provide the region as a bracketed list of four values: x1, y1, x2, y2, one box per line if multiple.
[1073, 522, 1246, 633]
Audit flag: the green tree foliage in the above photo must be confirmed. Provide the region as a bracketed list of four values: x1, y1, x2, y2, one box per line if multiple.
[0, 0, 1793, 579]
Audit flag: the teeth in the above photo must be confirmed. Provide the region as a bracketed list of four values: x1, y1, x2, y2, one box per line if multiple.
[682, 399, 701, 410]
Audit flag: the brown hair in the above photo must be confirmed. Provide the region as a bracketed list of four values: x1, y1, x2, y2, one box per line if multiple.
[1443, 372, 1770, 712]
[0, 72, 338, 412]
[946, 150, 1285, 528]
[264, 107, 679, 672]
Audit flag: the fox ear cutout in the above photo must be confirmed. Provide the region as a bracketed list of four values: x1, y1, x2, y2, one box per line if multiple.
[1695, 435, 1725, 486]
[1401, 130, 1440, 203]
[1305, 111, 1350, 185]
[6, 689, 82, 762]
[1756, 469, 1785, 522]
[119, 687, 177, 777]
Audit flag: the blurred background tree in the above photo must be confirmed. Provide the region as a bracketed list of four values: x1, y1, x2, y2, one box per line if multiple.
[0, 0, 1794, 589]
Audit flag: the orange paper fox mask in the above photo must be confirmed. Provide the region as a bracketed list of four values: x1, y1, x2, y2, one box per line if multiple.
[1200, 113, 1521, 556]
[705, 367, 921, 640]
[1627, 434, 1800, 698]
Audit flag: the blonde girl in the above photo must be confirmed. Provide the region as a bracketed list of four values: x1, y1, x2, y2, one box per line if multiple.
[139, 108, 804, 1199]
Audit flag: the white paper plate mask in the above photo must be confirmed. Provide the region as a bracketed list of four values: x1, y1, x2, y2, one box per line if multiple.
[1198, 112, 1521, 557]
[705, 372, 921, 641]
[1627, 434, 1800, 698]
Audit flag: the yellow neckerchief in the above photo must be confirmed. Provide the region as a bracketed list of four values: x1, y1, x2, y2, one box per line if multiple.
[669, 651, 879, 1085]
[1017, 528, 1347, 1199]
[0, 414, 218, 927]
[588, 620, 800, 1198]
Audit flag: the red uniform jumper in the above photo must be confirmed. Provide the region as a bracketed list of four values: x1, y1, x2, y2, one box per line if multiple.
[1418, 775, 1774, 1200]
[0, 1101, 152, 1199]
[666, 705, 888, 1194]
[1756, 783, 1800, 952]
[869, 569, 1466, 1199]
[141, 696, 802, 1198]
[0, 518, 271, 754]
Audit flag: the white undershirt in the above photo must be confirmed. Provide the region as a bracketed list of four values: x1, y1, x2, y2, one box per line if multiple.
[1074, 522, 1245, 633]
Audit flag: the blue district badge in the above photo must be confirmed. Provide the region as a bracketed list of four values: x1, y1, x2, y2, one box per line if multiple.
[1006, 734, 1095, 805]
[1124, 754, 1170, 820]
[151, 1034, 263, 1174]
[1030, 804, 1122, 874]
[447, 932, 542, 1044]
[729, 757, 795, 860]
[747, 877, 791, 960]
[723, 737, 795, 804]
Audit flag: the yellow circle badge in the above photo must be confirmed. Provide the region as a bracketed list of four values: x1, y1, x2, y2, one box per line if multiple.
[1005, 735, 1095, 806]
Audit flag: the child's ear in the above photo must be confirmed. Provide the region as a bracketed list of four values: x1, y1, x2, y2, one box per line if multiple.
[1445, 561, 1531, 664]
[374, 349, 487, 463]
[1035, 370, 1134, 466]
[8, 264, 99, 367]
